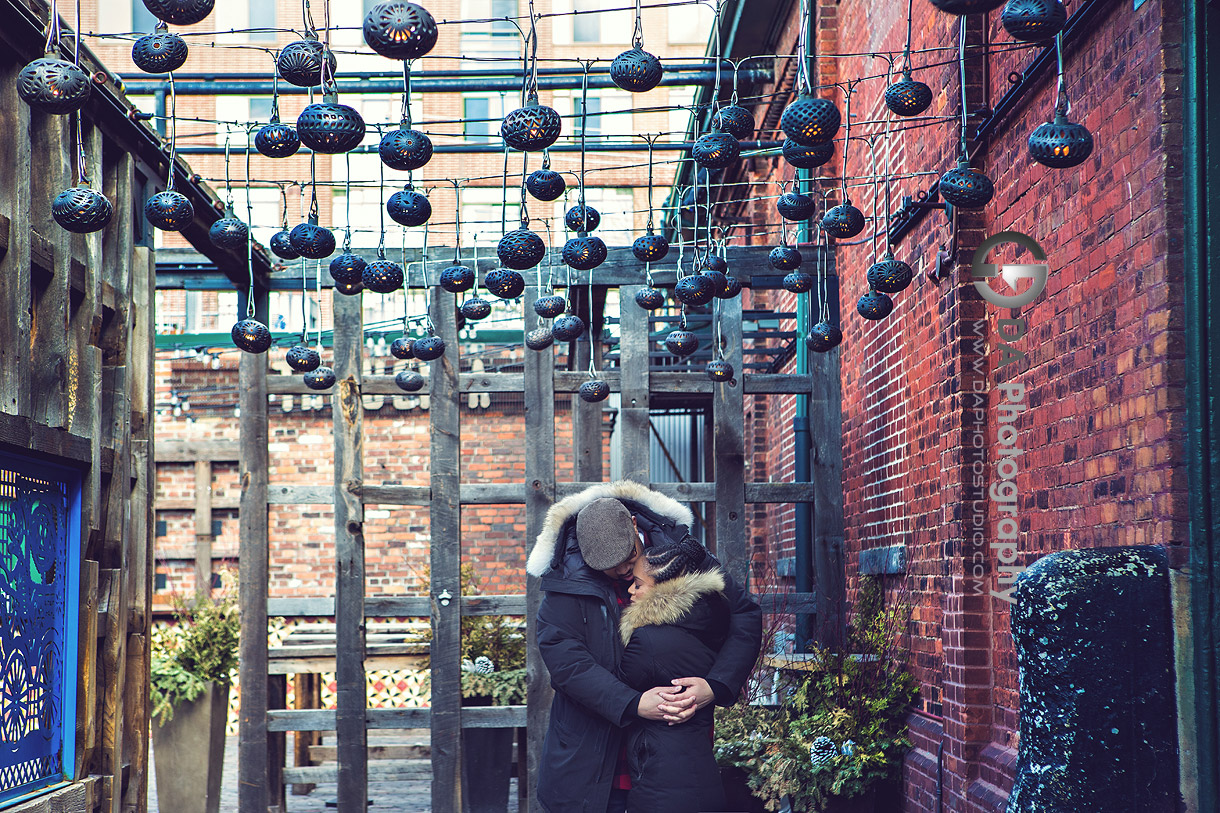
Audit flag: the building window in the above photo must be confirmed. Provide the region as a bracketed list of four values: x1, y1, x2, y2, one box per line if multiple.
[132, 0, 158, 32]
[573, 0, 599, 42]
[248, 0, 277, 40]
[463, 94, 509, 142]
[461, 188, 522, 245]
[668, 2, 715, 44]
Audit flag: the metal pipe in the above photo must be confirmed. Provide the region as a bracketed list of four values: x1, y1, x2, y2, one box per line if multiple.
[172, 140, 783, 155]
[120, 69, 773, 96]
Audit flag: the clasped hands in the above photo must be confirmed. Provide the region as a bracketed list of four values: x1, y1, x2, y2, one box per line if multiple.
[636, 677, 714, 725]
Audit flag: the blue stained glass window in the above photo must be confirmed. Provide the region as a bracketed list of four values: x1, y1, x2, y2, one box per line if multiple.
[0, 453, 81, 806]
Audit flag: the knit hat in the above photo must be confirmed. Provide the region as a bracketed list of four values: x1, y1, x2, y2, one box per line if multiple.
[575, 498, 638, 570]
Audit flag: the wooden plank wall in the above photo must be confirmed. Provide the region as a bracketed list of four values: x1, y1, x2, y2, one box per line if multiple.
[0, 48, 153, 813]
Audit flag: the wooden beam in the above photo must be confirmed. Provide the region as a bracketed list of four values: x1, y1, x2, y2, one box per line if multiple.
[810, 347, 846, 642]
[618, 285, 650, 485]
[523, 283, 557, 813]
[714, 295, 748, 586]
[237, 326, 270, 813]
[266, 706, 529, 732]
[429, 285, 462, 813]
[154, 439, 240, 462]
[194, 460, 213, 596]
[266, 594, 527, 617]
[0, 66, 31, 417]
[331, 291, 368, 810]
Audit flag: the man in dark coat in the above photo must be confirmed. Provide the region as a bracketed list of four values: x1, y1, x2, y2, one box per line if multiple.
[526, 481, 763, 813]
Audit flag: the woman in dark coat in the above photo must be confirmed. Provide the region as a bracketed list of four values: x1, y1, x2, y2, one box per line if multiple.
[619, 537, 732, 813]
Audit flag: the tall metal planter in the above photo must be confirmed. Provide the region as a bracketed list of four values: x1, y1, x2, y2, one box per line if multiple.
[152, 681, 230, 813]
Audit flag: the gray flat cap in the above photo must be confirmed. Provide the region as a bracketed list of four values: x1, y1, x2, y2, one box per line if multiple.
[575, 498, 637, 570]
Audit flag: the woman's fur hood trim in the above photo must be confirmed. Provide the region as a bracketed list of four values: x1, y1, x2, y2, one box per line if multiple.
[619, 569, 726, 645]
[526, 480, 695, 577]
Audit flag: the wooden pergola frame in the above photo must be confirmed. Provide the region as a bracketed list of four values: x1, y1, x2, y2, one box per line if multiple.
[234, 244, 844, 813]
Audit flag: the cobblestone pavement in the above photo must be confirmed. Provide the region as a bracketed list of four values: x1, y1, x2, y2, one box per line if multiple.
[148, 735, 519, 812]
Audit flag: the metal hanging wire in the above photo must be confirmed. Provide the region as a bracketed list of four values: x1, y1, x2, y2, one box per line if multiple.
[244, 137, 256, 321]
[958, 16, 969, 159]
[632, 0, 645, 49]
[451, 179, 463, 265]
[343, 152, 353, 252]
[1053, 31, 1071, 116]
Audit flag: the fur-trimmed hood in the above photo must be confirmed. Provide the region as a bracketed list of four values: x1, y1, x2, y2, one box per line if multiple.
[526, 480, 695, 577]
[619, 569, 726, 645]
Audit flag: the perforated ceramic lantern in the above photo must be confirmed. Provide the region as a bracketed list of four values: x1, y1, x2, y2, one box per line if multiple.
[304, 366, 336, 390]
[18, 56, 91, 115]
[579, 380, 611, 403]
[363, 2, 438, 60]
[440, 264, 475, 293]
[497, 229, 545, 269]
[563, 235, 607, 271]
[145, 190, 194, 232]
[769, 245, 802, 270]
[782, 139, 834, 169]
[674, 274, 714, 306]
[297, 97, 366, 154]
[706, 359, 733, 382]
[867, 252, 914, 294]
[634, 287, 665, 310]
[363, 258, 404, 294]
[633, 231, 669, 262]
[485, 268, 525, 299]
[395, 369, 425, 391]
[286, 344, 321, 372]
[231, 319, 272, 353]
[610, 47, 663, 92]
[52, 186, 113, 234]
[857, 290, 894, 320]
[390, 337, 415, 359]
[460, 297, 492, 320]
[526, 168, 566, 201]
[290, 220, 336, 259]
[777, 191, 815, 221]
[277, 38, 336, 87]
[713, 105, 754, 139]
[928, 0, 1006, 14]
[783, 270, 814, 294]
[805, 321, 843, 352]
[132, 30, 188, 74]
[141, 0, 215, 26]
[387, 188, 432, 227]
[500, 97, 562, 152]
[565, 204, 600, 232]
[884, 71, 933, 117]
[821, 202, 866, 239]
[525, 327, 554, 351]
[330, 252, 367, 284]
[705, 255, 727, 274]
[255, 119, 300, 158]
[271, 230, 299, 259]
[413, 335, 446, 361]
[209, 210, 248, 251]
[939, 158, 994, 208]
[718, 275, 742, 299]
[665, 329, 699, 357]
[380, 125, 433, 171]
[534, 295, 566, 318]
[692, 132, 740, 169]
[1001, 0, 1066, 40]
[552, 314, 585, 342]
[694, 271, 722, 301]
[1028, 112, 1094, 169]
[334, 279, 363, 296]
[780, 95, 841, 145]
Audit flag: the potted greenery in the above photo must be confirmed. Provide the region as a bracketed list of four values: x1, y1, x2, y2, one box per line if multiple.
[715, 576, 917, 812]
[150, 576, 241, 813]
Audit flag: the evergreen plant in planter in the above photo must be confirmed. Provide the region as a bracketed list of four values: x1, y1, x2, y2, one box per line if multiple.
[714, 577, 917, 812]
[149, 577, 241, 813]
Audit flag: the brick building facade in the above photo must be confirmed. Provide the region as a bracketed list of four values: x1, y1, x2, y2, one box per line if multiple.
[716, 0, 1198, 809]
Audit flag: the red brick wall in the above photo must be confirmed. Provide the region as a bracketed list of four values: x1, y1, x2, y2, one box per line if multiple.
[736, 0, 1186, 810]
